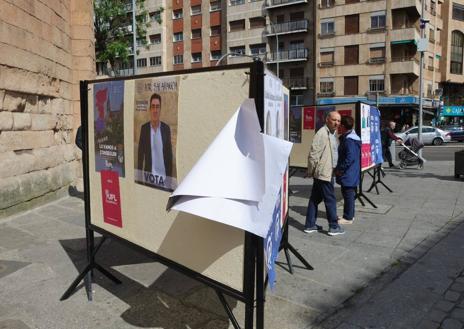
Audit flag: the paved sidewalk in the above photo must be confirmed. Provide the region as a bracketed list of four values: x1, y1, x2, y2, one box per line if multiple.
[0, 161, 463, 328]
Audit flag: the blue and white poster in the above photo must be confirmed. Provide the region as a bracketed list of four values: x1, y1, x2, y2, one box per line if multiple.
[265, 189, 282, 289]
[369, 106, 383, 165]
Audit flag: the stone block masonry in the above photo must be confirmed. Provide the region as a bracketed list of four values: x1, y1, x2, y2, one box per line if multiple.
[0, 0, 95, 218]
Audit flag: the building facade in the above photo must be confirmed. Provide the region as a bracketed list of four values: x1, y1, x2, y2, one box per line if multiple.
[102, 0, 315, 105]
[0, 0, 95, 217]
[315, 0, 443, 126]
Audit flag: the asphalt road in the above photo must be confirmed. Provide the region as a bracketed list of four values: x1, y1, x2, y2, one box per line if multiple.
[395, 142, 464, 161]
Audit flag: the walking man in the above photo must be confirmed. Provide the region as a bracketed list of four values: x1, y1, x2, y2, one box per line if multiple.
[305, 111, 345, 236]
[335, 116, 361, 225]
[381, 121, 403, 168]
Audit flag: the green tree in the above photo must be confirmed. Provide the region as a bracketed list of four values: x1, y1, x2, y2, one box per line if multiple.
[94, 0, 163, 75]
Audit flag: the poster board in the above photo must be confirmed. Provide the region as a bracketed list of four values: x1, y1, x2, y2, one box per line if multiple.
[358, 102, 383, 171]
[87, 67, 252, 292]
[289, 103, 357, 168]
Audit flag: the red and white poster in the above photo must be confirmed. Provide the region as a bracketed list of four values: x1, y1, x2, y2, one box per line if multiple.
[303, 107, 315, 130]
[338, 109, 352, 117]
[361, 144, 372, 170]
[101, 170, 123, 228]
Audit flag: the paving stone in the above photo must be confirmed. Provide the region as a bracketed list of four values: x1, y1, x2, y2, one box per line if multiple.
[442, 318, 464, 329]
[417, 319, 440, 329]
[455, 277, 464, 284]
[452, 309, 464, 321]
[427, 309, 448, 323]
[435, 300, 456, 312]
[0, 319, 31, 329]
[446, 291, 462, 302]
[451, 283, 464, 293]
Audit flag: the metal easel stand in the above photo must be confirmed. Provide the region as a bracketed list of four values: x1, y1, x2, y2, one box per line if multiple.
[366, 164, 393, 194]
[356, 171, 378, 208]
[60, 233, 122, 301]
[279, 217, 313, 274]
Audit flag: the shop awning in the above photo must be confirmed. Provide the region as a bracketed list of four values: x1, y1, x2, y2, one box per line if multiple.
[391, 39, 416, 45]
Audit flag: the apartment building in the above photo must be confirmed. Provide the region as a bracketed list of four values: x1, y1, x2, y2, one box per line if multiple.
[438, 0, 464, 124]
[97, 0, 315, 106]
[315, 0, 443, 125]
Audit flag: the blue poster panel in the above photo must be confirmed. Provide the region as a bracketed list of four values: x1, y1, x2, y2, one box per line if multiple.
[369, 106, 383, 165]
[265, 189, 282, 289]
[93, 81, 125, 177]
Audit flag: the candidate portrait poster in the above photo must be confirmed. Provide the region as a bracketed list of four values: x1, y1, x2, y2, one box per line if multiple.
[93, 81, 125, 177]
[369, 106, 383, 165]
[316, 106, 335, 131]
[360, 103, 374, 170]
[134, 77, 179, 191]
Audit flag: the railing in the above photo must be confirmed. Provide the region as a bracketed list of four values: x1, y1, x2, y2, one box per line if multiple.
[367, 26, 386, 33]
[318, 32, 335, 38]
[266, 20, 308, 35]
[368, 57, 386, 64]
[391, 55, 419, 63]
[283, 77, 309, 89]
[268, 48, 308, 61]
[266, 0, 307, 7]
[318, 61, 335, 67]
[317, 91, 335, 97]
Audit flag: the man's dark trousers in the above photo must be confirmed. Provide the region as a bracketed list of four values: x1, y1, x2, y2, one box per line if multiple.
[383, 145, 394, 167]
[341, 186, 356, 220]
[305, 178, 339, 229]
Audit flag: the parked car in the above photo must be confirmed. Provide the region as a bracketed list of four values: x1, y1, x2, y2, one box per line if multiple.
[442, 125, 464, 142]
[396, 126, 451, 145]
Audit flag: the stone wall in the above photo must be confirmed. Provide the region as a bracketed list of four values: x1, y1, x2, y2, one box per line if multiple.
[0, 0, 95, 217]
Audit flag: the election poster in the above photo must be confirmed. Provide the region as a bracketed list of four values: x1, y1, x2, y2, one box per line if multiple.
[303, 106, 315, 130]
[93, 81, 125, 177]
[134, 77, 179, 191]
[316, 106, 335, 131]
[369, 106, 383, 165]
[360, 103, 374, 171]
[289, 107, 302, 143]
[101, 170, 123, 228]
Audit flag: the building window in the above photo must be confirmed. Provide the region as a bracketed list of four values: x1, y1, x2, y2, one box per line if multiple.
[250, 43, 266, 56]
[174, 55, 183, 64]
[210, 0, 221, 11]
[291, 93, 304, 106]
[320, 49, 334, 65]
[229, 19, 245, 32]
[344, 45, 359, 65]
[321, 20, 335, 35]
[345, 14, 359, 34]
[191, 5, 201, 15]
[230, 0, 245, 5]
[344, 76, 358, 95]
[320, 0, 335, 8]
[369, 77, 385, 92]
[149, 34, 161, 44]
[150, 11, 161, 23]
[137, 58, 147, 67]
[192, 29, 202, 39]
[211, 26, 221, 36]
[371, 12, 386, 30]
[173, 9, 183, 19]
[230, 46, 245, 56]
[250, 17, 266, 29]
[150, 56, 162, 66]
[192, 52, 202, 63]
[451, 30, 464, 74]
[369, 45, 385, 62]
[453, 3, 464, 21]
[211, 50, 222, 60]
[173, 32, 183, 42]
[320, 80, 334, 94]
[429, 28, 435, 43]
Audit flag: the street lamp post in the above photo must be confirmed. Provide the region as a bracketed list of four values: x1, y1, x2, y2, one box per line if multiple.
[132, 0, 137, 75]
[418, 3, 428, 156]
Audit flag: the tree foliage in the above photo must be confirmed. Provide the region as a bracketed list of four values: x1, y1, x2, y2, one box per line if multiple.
[94, 0, 163, 74]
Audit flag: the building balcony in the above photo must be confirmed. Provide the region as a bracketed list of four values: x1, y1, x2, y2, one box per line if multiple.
[317, 91, 335, 97]
[318, 61, 335, 68]
[391, 0, 420, 13]
[390, 27, 420, 43]
[390, 55, 420, 76]
[267, 48, 308, 63]
[266, 20, 308, 36]
[318, 32, 335, 39]
[367, 57, 386, 64]
[283, 77, 309, 90]
[265, 0, 308, 9]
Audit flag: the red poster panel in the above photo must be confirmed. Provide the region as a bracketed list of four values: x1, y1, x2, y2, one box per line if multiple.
[303, 107, 315, 130]
[101, 170, 123, 228]
[338, 109, 352, 117]
[361, 144, 372, 170]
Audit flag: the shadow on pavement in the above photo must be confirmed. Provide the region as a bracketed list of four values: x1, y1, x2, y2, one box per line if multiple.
[59, 237, 231, 329]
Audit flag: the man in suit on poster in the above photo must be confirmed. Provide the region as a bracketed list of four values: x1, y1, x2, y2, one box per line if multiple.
[137, 93, 173, 181]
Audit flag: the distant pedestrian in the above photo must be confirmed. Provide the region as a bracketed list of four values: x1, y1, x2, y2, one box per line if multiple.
[335, 116, 361, 225]
[381, 121, 403, 168]
[305, 111, 345, 236]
